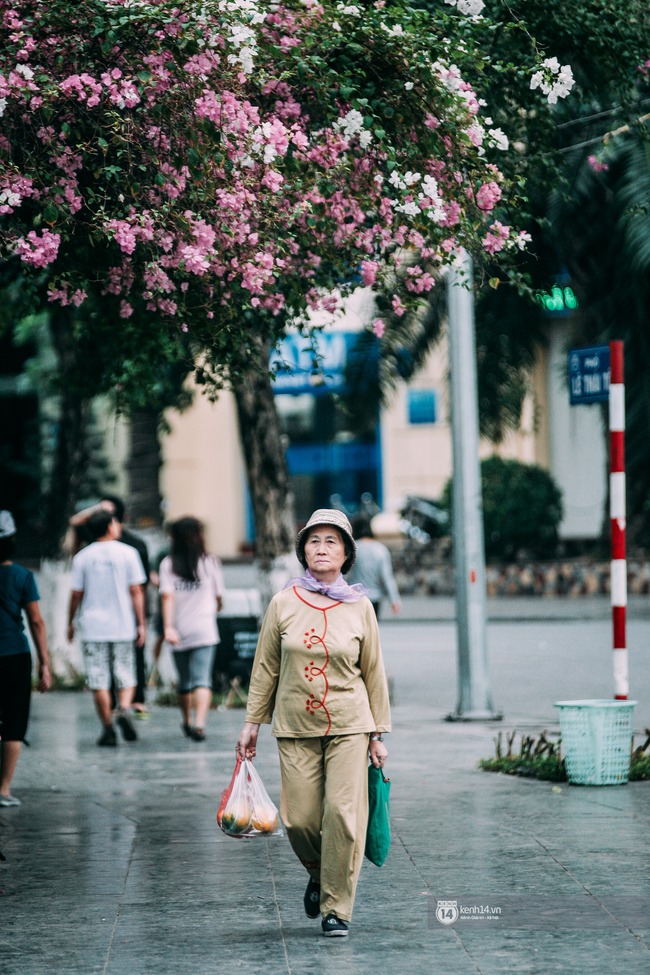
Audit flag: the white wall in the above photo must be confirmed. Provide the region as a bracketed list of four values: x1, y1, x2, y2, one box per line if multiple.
[160, 383, 247, 558]
[381, 325, 547, 513]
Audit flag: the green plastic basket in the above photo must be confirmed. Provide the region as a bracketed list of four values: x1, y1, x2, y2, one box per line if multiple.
[555, 700, 637, 785]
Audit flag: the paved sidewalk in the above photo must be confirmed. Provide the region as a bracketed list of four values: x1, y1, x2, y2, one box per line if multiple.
[2, 615, 649, 975]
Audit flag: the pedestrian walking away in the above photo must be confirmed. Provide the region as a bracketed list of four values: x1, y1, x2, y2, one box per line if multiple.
[0, 511, 51, 806]
[70, 495, 151, 718]
[347, 514, 401, 620]
[67, 510, 147, 746]
[237, 508, 390, 938]
[159, 517, 224, 743]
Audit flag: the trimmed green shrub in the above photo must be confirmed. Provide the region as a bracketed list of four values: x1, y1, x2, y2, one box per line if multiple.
[441, 456, 563, 561]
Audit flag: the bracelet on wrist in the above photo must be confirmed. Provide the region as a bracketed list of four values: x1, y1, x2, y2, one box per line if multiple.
[369, 734, 383, 741]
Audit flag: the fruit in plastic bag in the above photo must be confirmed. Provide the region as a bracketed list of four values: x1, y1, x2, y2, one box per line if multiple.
[217, 756, 242, 828]
[217, 758, 281, 838]
[219, 759, 254, 836]
[251, 806, 280, 834]
[221, 810, 253, 835]
[247, 761, 280, 834]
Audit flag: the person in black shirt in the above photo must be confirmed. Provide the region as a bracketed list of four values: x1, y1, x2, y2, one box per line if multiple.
[0, 511, 51, 806]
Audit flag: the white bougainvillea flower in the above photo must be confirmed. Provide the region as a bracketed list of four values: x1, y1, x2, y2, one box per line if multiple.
[530, 58, 575, 104]
[444, 0, 485, 15]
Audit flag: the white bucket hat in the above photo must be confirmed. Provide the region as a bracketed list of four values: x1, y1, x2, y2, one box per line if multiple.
[0, 510, 17, 538]
[295, 509, 357, 574]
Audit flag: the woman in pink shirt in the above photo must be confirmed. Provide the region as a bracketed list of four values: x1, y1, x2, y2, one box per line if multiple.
[159, 517, 224, 742]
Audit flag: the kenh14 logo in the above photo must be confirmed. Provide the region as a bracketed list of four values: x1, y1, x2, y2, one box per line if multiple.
[435, 900, 459, 925]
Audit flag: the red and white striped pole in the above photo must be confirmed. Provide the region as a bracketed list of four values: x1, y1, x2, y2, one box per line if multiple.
[609, 340, 627, 699]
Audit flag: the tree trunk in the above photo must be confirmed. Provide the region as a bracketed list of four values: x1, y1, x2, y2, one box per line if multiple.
[126, 408, 163, 528]
[41, 307, 90, 558]
[233, 339, 296, 609]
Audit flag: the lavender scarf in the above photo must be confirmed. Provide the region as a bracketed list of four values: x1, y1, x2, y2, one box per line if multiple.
[284, 569, 367, 603]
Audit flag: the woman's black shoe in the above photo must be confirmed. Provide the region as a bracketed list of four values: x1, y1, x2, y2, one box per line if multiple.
[321, 914, 348, 937]
[303, 877, 321, 918]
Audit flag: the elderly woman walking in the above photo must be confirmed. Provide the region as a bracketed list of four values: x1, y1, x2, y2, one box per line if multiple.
[237, 509, 390, 937]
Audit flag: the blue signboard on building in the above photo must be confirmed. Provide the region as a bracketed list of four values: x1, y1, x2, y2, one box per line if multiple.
[568, 346, 610, 405]
[270, 332, 355, 394]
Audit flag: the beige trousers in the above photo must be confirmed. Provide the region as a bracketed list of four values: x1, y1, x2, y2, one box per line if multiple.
[276, 734, 369, 922]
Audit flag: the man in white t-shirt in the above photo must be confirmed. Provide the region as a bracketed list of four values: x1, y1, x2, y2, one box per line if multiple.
[67, 510, 147, 746]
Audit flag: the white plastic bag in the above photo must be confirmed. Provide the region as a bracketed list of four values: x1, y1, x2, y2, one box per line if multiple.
[218, 758, 282, 838]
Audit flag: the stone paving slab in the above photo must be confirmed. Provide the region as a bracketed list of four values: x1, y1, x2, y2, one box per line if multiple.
[2, 608, 649, 975]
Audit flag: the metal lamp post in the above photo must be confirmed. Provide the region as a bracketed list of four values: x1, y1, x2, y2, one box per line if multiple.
[446, 249, 501, 721]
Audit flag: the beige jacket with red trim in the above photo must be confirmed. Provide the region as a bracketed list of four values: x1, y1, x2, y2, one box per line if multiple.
[245, 587, 391, 738]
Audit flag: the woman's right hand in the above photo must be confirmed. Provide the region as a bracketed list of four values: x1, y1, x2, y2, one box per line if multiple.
[38, 663, 52, 693]
[164, 625, 180, 646]
[236, 722, 260, 761]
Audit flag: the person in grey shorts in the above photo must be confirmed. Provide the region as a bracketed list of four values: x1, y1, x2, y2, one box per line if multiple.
[67, 510, 147, 747]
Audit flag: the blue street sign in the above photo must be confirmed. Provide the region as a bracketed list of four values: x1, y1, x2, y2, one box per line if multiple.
[568, 345, 610, 405]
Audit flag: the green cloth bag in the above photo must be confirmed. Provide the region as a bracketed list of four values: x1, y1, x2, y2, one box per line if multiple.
[365, 764, 391, 867]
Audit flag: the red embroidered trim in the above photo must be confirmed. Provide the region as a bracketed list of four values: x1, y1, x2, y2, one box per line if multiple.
[293, 587, 342, 611]
[294, 588, 343, 737]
